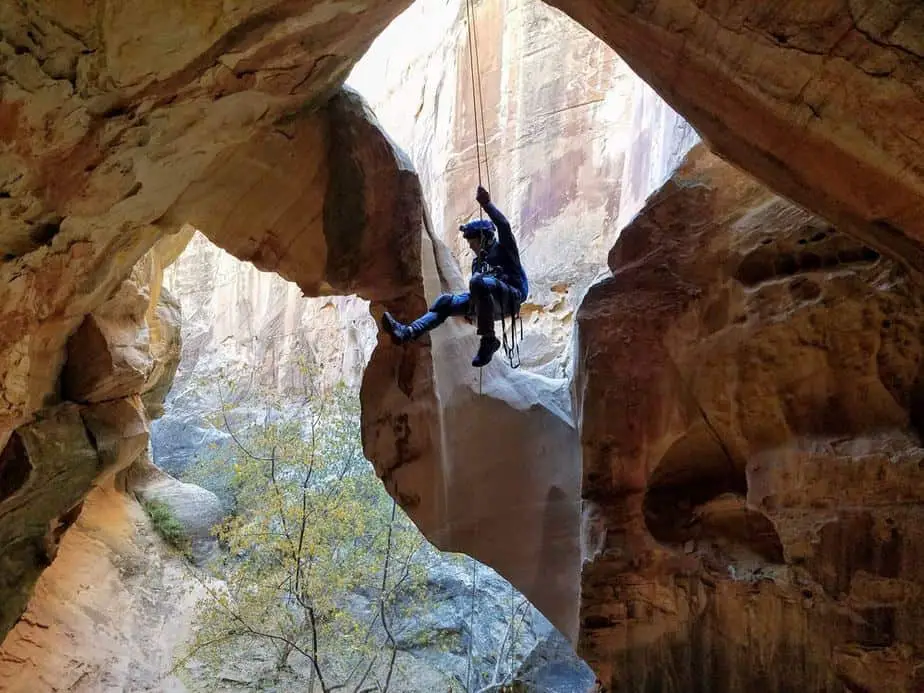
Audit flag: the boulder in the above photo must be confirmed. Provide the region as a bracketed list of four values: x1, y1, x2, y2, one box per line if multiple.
[132, 460, 226, 564]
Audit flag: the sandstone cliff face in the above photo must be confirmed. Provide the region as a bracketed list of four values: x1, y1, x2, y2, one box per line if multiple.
[576, 144, 924, 692]
[0, 243, 179, 637]
[614, 77, 699, 231]
[0, 0, 412, 639]
[164, 231, 374, 393]
[0, 485, 204, 693]
[545, 0, 924, 267]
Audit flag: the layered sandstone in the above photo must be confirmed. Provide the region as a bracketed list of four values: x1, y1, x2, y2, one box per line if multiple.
[162, 231, 374, 394]
[0, 0, 412, 639]
[545, 0, 924, 266]
[0, 249, 176, 636]
[576, 144, 924, 692]
[0, 485, 204, 693]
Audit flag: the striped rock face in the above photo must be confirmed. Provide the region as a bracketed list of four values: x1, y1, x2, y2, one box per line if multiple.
[545, 0, 924, 266]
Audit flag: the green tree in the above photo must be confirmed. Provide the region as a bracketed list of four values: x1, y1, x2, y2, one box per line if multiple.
[179, 370, 430, 692]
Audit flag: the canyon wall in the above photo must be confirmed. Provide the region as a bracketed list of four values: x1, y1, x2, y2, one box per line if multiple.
[0, 486, 203, 693]
[152, 231, 375, 476]
[0, 2, 922, 691]
[576, 144, 924, 692]
[545, 0, 924, 267]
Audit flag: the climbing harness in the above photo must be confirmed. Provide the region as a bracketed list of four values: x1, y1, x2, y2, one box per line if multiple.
[464, 0, 524, 373]
[500, 293, 523, 370]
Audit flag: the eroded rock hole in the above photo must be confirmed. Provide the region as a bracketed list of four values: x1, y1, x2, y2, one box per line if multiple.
[774, 253, 798, 277]
[799, 252, 821, 271]
[643, 426, 784, 571]
[789, 277, 822, 302]
[28, 219, 61, 247]
[736, 241, 882, 287]
[0, 433, 32, 503]
[734, 251, 775, 285]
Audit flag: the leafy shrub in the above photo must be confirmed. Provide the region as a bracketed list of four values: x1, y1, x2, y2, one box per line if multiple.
[143, 498, 192, 559]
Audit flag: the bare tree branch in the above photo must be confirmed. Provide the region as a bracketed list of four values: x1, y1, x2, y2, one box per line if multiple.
[379, 499, 399, 693]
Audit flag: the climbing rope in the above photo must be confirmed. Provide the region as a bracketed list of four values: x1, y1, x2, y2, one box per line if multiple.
[464, 0, 491, 199]
[469, 0, 492, 194]
[465, 556, 478, 691]
[464, 7, 485, 675]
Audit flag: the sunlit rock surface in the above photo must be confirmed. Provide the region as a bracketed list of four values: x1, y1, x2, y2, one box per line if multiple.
[545, 0, 924, 266]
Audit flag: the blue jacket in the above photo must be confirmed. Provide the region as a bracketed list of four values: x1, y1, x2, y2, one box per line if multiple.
[472, 202, 529, 302]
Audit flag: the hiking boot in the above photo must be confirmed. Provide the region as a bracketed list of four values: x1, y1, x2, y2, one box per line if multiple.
[381, 312, 412, 345]
[471, 335, 501, 368]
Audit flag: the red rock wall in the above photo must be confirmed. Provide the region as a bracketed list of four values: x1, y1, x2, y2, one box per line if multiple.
[575, 144, 924, 692]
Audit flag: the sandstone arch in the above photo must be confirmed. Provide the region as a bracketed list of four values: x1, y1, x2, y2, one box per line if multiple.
[0, 3, 923, 690]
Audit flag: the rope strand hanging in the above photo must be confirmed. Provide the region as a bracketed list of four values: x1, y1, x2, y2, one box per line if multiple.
[464, 0, 491, 211]
[465, 557, 477, 691]
[469, 0, 492, 193]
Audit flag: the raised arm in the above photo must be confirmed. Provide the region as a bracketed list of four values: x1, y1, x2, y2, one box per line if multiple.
[475, 186, 517, 252]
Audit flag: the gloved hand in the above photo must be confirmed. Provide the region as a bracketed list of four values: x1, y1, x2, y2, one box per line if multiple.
[476, 185, 491, 205]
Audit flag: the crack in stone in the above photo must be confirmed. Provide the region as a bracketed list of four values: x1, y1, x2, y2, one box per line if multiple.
[847, 2, 924, 61]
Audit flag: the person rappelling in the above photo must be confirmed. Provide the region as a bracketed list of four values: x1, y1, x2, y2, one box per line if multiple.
[380, 185, 528, 368]
[383, 0, 527, 369]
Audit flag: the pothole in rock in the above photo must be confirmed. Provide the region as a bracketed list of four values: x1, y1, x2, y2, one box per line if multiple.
[643, 424, 784, 579]
[0, 433, 31, 503]
[734, 228, 881, 288]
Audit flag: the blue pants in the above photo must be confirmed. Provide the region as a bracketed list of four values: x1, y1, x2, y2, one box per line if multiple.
[408, 274, 521, 338]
